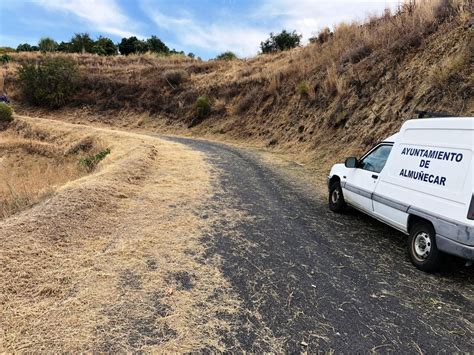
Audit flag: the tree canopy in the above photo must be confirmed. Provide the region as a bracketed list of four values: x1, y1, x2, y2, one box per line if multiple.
[260, 30, 302, 53]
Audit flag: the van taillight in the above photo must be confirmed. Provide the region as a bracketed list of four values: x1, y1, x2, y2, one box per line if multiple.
[468, 195, 474, 220]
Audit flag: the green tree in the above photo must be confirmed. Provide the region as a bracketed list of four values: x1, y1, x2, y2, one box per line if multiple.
[57, 41, 72, 53]
[16, 43, 33, 52]
[18, 57, 78, 108]
[118, 36, 140, 55]
[70, 33, 94, 53]
[38, 37, 58, 52]
[135, 39, 150, 53]
[169, 49, 185, 56]
[92, 36, 117, 56]
[215, 51, 237, 61]
[260, 30, 301, 53]
[147, 35, 169, 54]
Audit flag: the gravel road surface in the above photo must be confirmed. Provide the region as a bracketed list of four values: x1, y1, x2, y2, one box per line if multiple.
[165, 136, 473, 353]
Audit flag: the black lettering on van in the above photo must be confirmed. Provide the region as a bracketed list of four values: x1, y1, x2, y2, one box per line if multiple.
[455, 153, 463, 162]
[440, 177, 446, 186]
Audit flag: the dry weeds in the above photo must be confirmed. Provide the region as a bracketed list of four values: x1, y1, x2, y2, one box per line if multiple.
[0, 116, 244, 352]
[1, 0, 471, 186]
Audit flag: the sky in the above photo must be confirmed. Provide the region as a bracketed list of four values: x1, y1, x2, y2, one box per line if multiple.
[0, 0, 401, 59]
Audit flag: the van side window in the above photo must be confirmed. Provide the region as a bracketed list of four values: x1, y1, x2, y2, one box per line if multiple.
[359, 144, 393, 173]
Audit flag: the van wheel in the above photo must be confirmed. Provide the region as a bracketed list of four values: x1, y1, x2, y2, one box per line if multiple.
[329, 181, 346, 213]
[408, 221, 442, 272]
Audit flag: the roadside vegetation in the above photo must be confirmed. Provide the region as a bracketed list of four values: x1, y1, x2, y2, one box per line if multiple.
[0, 119, 109, 219]
[2, 0, 471, 177]
[0, 102, 13, 124]
[18, 57, 78, 108]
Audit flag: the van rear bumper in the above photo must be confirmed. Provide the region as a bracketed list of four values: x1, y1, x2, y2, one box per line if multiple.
[436, 234, 474, 261]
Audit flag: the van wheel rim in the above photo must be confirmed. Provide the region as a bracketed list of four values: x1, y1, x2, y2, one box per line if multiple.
[331, 189, 340, 204]
[414, 232, 431, 260]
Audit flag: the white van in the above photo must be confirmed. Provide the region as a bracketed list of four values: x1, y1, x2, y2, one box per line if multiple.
[327, 117, 473, 272]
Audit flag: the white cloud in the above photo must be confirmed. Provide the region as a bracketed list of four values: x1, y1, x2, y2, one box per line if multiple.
[33, 0, 139, 38]
[142, 0, 402, 57]
[257, 0, 401, 40]
[142, 3, 267, 57]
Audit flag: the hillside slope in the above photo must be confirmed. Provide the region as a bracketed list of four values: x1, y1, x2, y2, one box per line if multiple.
[3, 0, 473, 173]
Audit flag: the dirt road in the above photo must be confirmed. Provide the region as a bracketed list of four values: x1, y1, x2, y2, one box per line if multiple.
[164, 135, 474, 353]
[1, 118, 472, 352]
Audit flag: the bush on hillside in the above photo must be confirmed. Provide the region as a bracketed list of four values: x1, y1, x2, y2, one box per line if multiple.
[0, 103, 13, 123]
[119, 36, 169, 55]
[18, 57, 78, 108]
[69, 33, 95, 53]
[297, 81, 310, 97]
[147, 35, 169, 54]
[16, 43, 34, 52]
[163, 69, 189, 87]
[260, 30, 302, 53]
[38, 37, 58, 52]
[309, 28, 333, 44]
[216, 51, 237, 61]
[79, 148, 111, 171]
[57, 41, 72, 53]
[92, 36, 118, 56]
[0, 54, 12, 64]
[195, 96, 211, 119]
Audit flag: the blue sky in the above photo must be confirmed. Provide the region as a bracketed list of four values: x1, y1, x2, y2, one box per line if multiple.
[0, 0, 400, 59]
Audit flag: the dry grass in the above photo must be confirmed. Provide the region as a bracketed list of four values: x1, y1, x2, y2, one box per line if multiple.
[1, 0, 471, 182]
[0, 123, 109, 218]
[0, 116, 245, 352]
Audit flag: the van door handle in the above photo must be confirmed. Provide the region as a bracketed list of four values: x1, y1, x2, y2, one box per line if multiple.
[372, 174, 378, 179]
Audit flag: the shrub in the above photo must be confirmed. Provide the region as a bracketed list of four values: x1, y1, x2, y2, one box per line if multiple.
[340, 43, 372, 64]
[163, 69, 189, 87]
[147, 35, 169, 54]
[57, 41, 72, 53]
[38, 37, 58, 52]
[70, 33, 94, 53]
[310, 28, 333, 44]
[297, 81, 310, 97]
[119, 35, 168, 55]
[195, 96, 211, 119]
[0, 103, 13, 123]
[16, 43, 33, 52]
[92, 36, 117, 56]
[260, 30, 302, 53]
[0, 54, 12, 64]
[216, 51, 237, 61]
[119, 36, 141, 55]
[18, 57, 78, 108]
[429, 53, 468, 89]
[79, 148, 111, 171]
[236, 87, 259, 113]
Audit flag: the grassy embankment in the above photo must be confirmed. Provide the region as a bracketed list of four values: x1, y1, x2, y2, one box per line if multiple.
[2, 0, 471, 179]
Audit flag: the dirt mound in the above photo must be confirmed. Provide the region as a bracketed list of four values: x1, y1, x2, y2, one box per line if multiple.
[0, 117, 242, 352]
[0, 119, 105, 218]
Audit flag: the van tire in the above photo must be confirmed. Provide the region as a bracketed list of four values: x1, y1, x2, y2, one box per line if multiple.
[408, 221, 442, 272]
[329, 181, 346, 213]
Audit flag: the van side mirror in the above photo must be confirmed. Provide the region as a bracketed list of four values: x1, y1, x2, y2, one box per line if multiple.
[345, 157, 358, 168]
